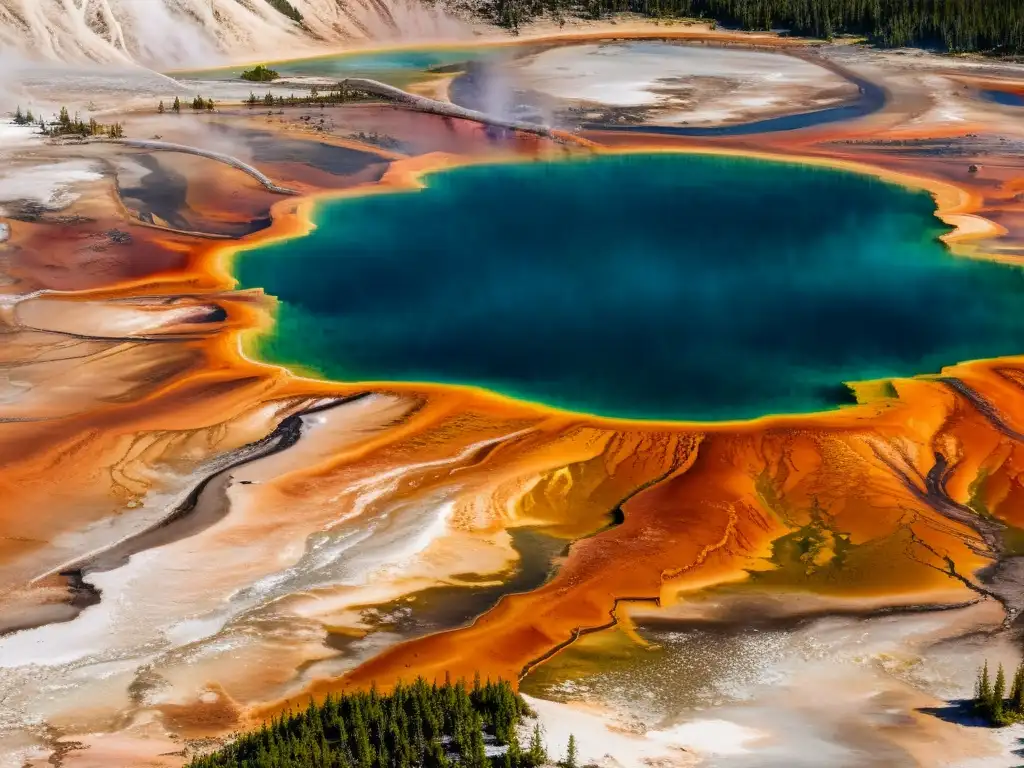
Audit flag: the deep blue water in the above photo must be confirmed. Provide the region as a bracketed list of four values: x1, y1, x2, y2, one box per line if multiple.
[983, 89, 1024, 107]
[235, 153, 1024, 422]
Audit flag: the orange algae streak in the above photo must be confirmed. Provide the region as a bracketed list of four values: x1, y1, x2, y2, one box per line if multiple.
[244, 383, 995, 718]
[245, 364, 1016, 712]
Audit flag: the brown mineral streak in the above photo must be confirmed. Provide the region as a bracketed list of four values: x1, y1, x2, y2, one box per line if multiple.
[3, 28, 1024, 750]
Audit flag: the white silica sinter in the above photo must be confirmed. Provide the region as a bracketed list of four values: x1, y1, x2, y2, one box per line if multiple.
[0, 0, 468, 68]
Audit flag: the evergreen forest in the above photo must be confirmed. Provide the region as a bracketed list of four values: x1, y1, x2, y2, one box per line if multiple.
[13, 105, 125, 138]
[242, 65, 281, 82]
[186, 677, 562, 768]
[972, 659, 1024, 726]
[490, 0, 1024, 53]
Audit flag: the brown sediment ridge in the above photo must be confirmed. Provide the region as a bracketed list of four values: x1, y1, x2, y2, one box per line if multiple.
[4, 34, 1024, 756]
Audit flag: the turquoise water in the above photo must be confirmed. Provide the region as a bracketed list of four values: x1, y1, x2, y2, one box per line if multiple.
[185, 48, 492, 85]
[235, 154, 1024, 422]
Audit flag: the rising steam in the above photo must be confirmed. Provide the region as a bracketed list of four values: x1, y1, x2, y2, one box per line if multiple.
[0, 0, 470, 68]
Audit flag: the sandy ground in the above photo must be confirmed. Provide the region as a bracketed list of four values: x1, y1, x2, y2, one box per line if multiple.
[525, 694, 767, 766]
[0, 157, 104, 217]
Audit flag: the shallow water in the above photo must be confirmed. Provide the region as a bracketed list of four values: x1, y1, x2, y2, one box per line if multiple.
[983, 89, 1024, 107]
[235, 153, 1024, 422]
[184, 47, 492, 87]
[326, 528, 565, 655]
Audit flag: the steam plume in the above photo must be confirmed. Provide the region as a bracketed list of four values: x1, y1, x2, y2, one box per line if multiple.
[0, 0, 470, 68]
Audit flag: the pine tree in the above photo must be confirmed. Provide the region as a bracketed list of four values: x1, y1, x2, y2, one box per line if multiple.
[994, 664, 1007, 722]
[527, 723, 547, 767]
[423, 740, 448, 768]
[977, 660, 993, 714]
[563, 733, 578, 768]
[157, 101, 165, 114]
[1011, 661, 1024, 715]
[351, 707, 375, 768]
[505, 729, 523, 766]
[13, 106, 24, 125]
[59, 106, 70, 126]
[465, 712, 488, 768]
[172, 96, 181, 114]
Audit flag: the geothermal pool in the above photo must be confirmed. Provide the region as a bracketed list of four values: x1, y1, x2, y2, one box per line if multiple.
[236, 153, 1024, 422]
[511, 41, 857, 124]
[983, 89, 1024, 107]
[187, 47, 492, 86]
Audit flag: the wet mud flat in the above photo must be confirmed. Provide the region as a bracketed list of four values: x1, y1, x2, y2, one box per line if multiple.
[587, 77, 881, 136]
[521, 599, 1020, 767]
[104, 116, 396, 236]
[826, 134, 1024, 157]
[324, 528, 566, 656]
[113, 152, 275, 237]
[200, 121, 393, 177]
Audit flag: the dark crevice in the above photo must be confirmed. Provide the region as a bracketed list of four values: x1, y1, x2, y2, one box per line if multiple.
[518, 596, 662, 681]
[940, 377, 1024, 442]
[870, 443, 1004, 557]
[10, 395, 373, 637]
[515, 437, 700, 679]
[904, 523, 1007, 611]
[72, 393, 372, 575]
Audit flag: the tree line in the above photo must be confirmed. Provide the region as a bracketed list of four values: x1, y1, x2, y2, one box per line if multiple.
[974, 660, 1024, 726]
[157, 96, 216, 114]
[242, 84, 377, 108]
[187, 676, 579, 768]
[151, 85, 380, 117]
[11, 105, 124, 138]
[491, 0, 1024, 53]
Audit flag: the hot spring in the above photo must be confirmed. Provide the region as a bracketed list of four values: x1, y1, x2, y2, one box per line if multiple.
[234, 153, 1024, 422]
